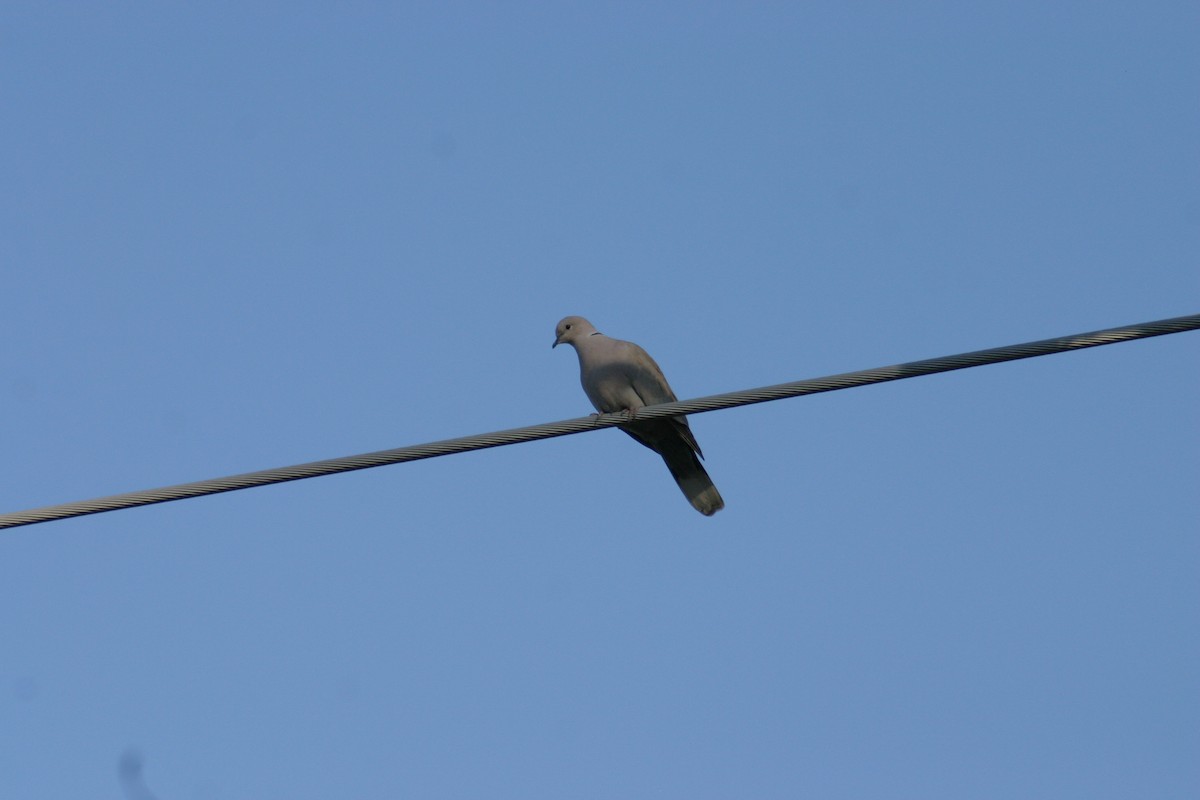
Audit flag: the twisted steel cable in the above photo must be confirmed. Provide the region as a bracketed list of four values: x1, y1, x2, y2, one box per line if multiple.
[2, 313, 1197, 530]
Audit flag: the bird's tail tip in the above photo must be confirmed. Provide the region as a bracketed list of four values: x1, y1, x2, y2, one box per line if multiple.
[691, 487, 725, 516]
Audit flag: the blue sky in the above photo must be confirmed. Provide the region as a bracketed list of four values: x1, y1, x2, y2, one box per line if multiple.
[2, 3, 1197, 797]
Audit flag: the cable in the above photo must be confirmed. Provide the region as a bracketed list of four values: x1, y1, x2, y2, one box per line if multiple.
[2, 313, 1197, 530]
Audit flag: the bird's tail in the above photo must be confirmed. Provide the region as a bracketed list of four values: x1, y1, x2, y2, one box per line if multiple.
[659, 440, 724, 516]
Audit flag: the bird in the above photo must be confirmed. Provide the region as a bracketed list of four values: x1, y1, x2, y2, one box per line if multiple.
[553, 316, 724, 516]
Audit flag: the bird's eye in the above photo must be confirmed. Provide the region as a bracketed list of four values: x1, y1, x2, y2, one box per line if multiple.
[565, 324, 572, 330]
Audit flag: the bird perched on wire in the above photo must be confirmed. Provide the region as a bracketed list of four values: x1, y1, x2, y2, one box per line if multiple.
[553, 316, 724, 516]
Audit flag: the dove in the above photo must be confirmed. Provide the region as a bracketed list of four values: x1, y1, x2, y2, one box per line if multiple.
[553, 316, 724, 516]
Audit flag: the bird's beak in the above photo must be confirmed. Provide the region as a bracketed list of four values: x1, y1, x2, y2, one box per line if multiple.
[552, 336, 562, 349]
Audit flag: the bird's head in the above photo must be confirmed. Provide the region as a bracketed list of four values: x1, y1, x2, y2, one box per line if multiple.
[552, 316, 597, 349]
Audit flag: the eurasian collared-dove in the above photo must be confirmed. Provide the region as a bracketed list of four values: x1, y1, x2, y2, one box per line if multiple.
[553, 316, 724, 516]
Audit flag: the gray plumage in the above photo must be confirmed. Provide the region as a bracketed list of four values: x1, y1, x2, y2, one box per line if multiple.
[553, 316, 724, 516]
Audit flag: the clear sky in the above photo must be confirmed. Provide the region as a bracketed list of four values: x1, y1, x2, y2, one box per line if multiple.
[3, 3, 1197, 798]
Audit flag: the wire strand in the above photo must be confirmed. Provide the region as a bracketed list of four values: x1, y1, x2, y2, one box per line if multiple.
[3, 313, 1198, 530]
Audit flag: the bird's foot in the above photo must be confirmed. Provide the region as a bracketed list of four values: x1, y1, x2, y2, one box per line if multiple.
[589, 409, 637, 426]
